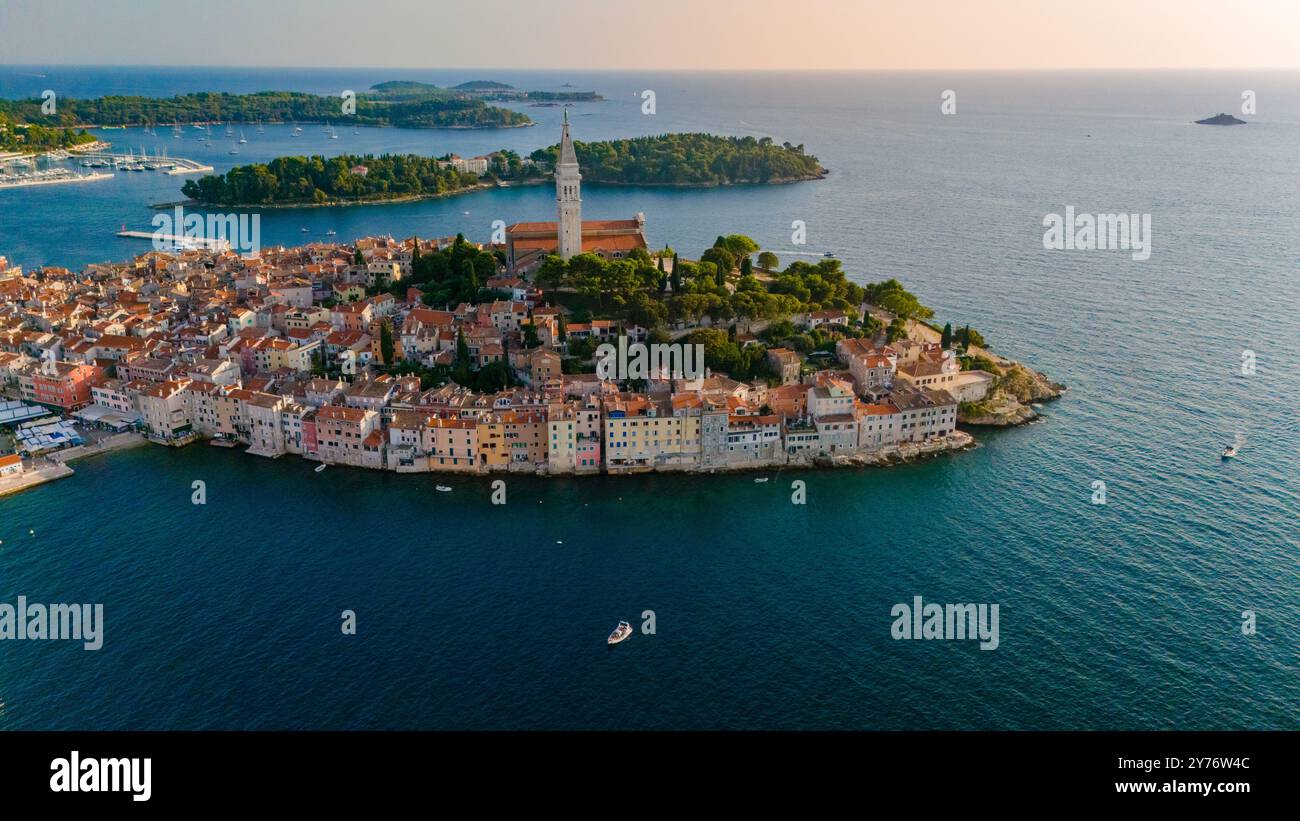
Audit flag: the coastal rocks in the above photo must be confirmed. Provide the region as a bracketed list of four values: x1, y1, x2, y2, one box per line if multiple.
[957, 360, 1064, 427]
[999, 363, 1065, 404]
[958, 394, 1038, 427]
[1195, 113, 1246, 125]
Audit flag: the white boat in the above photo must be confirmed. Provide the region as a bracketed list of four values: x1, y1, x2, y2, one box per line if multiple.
[314, 464, 328, 473]
[753, 477, 769, 483]
[326, 229, 337, 236]
[607, 621, 633, 645]
[435, 485, 452, 492]
[1222, 445, 1238, 459]
[238, 130, 247, 144]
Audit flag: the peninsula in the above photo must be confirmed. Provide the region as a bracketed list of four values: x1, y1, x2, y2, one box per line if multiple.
[0, 117, 1059, 486]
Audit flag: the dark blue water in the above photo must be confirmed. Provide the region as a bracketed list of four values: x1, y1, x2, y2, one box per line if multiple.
[1, 68, 1298, 729]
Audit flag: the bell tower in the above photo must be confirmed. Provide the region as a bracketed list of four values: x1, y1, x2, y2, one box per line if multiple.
[556, 109, 582, 260]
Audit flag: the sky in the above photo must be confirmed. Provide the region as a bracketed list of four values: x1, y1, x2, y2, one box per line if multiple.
[2, 0, 1299, 71]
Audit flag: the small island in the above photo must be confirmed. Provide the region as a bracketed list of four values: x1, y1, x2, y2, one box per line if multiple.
[0, 82, 533, 131]
[381, 79, 603, 102]
[530, 133, 826, 186]
[1195, 112, 1246, 125]
[176, 133, 826, 207]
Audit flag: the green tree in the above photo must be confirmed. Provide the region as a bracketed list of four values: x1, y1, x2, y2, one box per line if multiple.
[379, 320, 395, 366]
[941, 322, 953, 349]
[757, 251, 779, 271]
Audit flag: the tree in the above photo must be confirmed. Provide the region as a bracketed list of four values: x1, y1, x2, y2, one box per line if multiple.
[522, 322, 541, 349]
[453, 327, 471, 385]
[354, 249, 365, 266]
[379, 320, 395, 366]
[757, 251, 779, 271]
[670, 254, 681, 294]
[720, 234, 759, 261]
[557, 312, 567, 342]
[740, 256, 753, 277]
[941, 322, 953, 349]
[701, 246, 735, 278]
[887, 317, 908, 343]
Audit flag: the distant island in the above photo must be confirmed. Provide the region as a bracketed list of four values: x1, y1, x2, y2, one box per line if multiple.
[530, 133, 827, 186]
[0, 82, 534, 131]
[178, 134, 826, 206]
[380, 79, 603, 102]
[1195, 112, 1246, 125]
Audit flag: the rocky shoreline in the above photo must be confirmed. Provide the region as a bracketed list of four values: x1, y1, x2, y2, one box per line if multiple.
[957, 362, 1066, 427]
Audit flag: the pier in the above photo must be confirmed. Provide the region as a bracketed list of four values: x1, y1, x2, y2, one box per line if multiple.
[0, 170, 113, 189]
[69, 151, 214, 175]
[116, 230, 231, 251]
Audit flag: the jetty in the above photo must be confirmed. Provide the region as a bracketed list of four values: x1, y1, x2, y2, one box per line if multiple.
[0, 170, 113, 189]
[70, 150, 213, 175]
[116, 229, 231, 251]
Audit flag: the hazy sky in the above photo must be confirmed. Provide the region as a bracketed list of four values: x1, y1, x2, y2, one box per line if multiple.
[3, 0, 1299, 71]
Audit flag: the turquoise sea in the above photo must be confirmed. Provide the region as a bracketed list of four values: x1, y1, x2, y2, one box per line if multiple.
[0, 68, 1297, 729]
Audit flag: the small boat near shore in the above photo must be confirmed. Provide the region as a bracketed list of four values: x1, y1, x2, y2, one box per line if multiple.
[1221, 445, 1238, 459]
[753, 477, 769, 483]
[607, 621, 632, 645]
[314, 463, 328, 473]
[435, 485, 452, 492]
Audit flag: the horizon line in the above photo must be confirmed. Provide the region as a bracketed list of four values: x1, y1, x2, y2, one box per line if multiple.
[4, 63, 1300, 74]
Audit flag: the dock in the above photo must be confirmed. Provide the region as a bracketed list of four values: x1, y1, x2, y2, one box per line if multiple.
[68, 151, 213, 175]
[116, 230, 231, 251]
[0, 171, 113, 189]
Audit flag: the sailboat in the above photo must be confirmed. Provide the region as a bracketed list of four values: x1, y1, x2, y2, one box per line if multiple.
[256, 119, 265, 134]
[224, 123, 234, 137]
[229, 142, 239, 155]
[238, 129, 247, 144]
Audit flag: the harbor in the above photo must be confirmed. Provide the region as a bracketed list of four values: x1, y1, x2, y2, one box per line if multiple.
[0, 145, 212, 191]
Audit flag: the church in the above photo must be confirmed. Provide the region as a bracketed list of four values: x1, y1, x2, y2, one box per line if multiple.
[505, 111, 648, 274]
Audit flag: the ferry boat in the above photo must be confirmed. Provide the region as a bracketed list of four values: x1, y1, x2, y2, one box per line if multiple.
[607, 621, 633, 645]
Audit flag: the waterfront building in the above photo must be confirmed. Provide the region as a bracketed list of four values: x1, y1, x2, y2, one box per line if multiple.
[32, 360, 102, 410]
[138, 379, 193, 441]
[314, 405, 380, 467]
